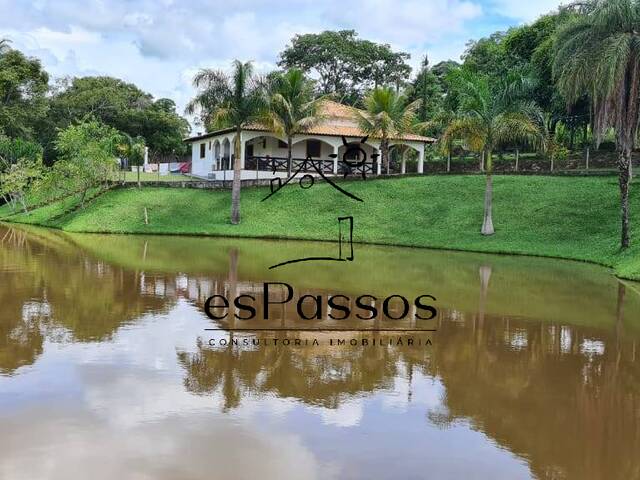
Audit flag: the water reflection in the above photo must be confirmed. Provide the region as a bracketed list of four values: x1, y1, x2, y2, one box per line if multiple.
[1, 224, 640, 479]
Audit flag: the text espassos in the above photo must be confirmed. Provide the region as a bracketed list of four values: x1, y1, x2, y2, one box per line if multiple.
[203, 282, 437, 321]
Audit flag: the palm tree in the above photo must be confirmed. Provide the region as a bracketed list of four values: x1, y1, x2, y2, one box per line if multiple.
[264, 69, 322, 176]
[442, 69, 546, 235]
[554, 0, 640, 249]
[356, 87, 420, 174]
[186, 60, 267, 224]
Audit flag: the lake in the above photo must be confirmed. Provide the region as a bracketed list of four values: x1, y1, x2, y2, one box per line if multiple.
[1, 224, 639, 480]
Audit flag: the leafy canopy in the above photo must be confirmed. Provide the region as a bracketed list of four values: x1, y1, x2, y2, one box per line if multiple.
[278, 30, 411, 104]
[554, 0, 640, 150]
[442, 68, 546, 158]
[0, 49, 49, 139]
[263, 68, 322, 140]
[186, 60, 268, 132]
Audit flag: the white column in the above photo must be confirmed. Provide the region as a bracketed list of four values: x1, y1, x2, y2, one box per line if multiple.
[332, 145, 338, 175]
[401, 150, 406, 174]
[418, 144, 425, 174]
[375, 149, 382, 175]
[143, 146, 149, 171]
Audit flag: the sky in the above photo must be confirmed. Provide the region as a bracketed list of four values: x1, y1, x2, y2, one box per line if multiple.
[0, 0, 564, 129]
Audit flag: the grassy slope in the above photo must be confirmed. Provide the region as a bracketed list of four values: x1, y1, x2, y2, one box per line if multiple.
[2, 175, 639, 280]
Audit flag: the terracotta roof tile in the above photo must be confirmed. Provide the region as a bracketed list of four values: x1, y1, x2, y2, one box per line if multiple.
[185, 99, 436, 143]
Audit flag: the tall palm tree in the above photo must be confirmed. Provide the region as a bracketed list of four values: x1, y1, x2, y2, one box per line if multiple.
[186, 60, 267, 224]
[442, 69, 546, 235]
[356, 87, 420, 174]
[554, 0, 640, 249]
[264, 69, 322, 176]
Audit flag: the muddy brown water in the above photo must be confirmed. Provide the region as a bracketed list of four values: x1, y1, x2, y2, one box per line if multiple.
[1, 224, 639, 480]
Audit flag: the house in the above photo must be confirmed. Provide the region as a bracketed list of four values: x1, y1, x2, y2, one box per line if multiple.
[183, 100, 436, 180]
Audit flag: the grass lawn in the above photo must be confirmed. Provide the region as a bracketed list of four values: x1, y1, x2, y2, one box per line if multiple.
[1, 175, 639, 281]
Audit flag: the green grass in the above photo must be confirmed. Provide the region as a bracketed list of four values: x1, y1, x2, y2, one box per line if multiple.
[2, 175, 639, 281]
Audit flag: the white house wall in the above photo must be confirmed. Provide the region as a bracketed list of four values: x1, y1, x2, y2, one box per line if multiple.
[189, 131, 427, 177]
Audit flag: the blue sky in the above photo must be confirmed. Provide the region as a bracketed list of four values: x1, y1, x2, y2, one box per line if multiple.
[0, 0, 564, 127]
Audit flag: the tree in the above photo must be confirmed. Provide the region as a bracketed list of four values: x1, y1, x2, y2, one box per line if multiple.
[0, 137, 43, 213]
[42, 76, 189, 162]
[264, 69, 322, 175]
[186, 60, 268, 224]
[356, 86, 420, 174]
[407, 55, 444, 124]
[442, 69, 546, 235]
[553, 0, 640, 249]
[137, 99, 190, 161]
[278, 30, 411, 103]
[0, 48, 49, 139]
[462, 32, 521, 80]
[54, 120, 122, 208]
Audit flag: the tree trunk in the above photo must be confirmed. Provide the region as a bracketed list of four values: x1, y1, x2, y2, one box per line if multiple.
[382, 138, 390, 175]
[287, 135, 293, 176]
[481, 151, 494, 236]
[231, 128, 242, 225]
[447, 152, 451, 173]
[18, 193, 28, 214]
[618, 148, 631, 249]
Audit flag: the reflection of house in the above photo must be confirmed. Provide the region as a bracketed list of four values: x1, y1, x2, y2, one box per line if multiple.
[184, 100, 436, 179]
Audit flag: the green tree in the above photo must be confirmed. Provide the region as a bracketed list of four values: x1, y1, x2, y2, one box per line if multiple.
[43, 76, 188, 162]
[553, 0, 640, 249]
[278, 30, 411, 103]
[0, 48, 49, 139]
[186, 60, 268, 224]
[0, 137, 43, 213]
[54, 120, 122, 208]
[463, 32, 521, 80]
[443, 69, 546, 235]
[356, 86, 420, 174]
[264, 68, 322, 175]
[407, 55, 444, 124]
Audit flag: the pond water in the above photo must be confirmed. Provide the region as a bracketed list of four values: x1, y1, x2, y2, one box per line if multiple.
[1, 224, 639, 480]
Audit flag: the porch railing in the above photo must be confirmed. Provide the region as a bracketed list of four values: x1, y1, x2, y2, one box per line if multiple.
[244, 156, 377, 176]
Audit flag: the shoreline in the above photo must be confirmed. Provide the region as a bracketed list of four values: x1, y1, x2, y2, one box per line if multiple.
[1, 175, 638, 282]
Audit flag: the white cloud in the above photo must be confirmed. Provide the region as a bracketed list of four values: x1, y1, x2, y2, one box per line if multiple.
[0, 0, 565, 122]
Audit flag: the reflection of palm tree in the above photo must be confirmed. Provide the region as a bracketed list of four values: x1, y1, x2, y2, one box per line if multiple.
[478, 265, 492, 332]
[178, 335, 400, 409]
